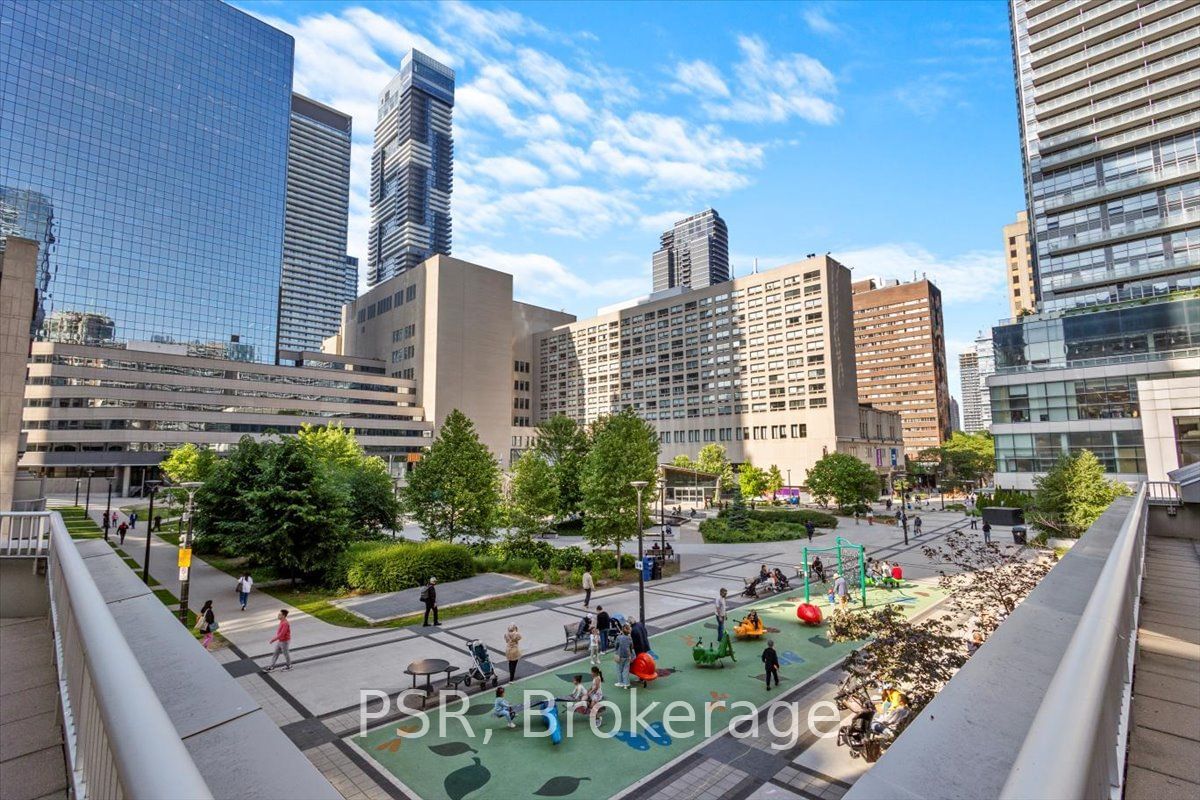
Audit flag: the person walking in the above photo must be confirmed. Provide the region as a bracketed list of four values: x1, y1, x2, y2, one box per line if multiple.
[804, 520, 815, 542]
[762, 639, 780, 690]
[982, 521, 992, 544]
[596, 606, 612, 652]
[714, 588, 729, 642]
[101, 511, 110, 542]
[117, 520, 129, 545]
[913, 515, 923, 535]
[196, 600, 217, 650]
[833, 572, 849, 607]
[582, 568, 594, 608]
[504, 624, 522, 683]
[613, 624, 633, 688]
[128, 510, 138, 530]
[264, 609, 291, 672]
[969, 514, 979, 530]
[236, 573, 253, 611]
[421, 577, 440, 626]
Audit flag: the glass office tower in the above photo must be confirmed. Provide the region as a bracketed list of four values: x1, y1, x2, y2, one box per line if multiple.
[1, 0, 294, 363]
[991, 0, 1200, 487]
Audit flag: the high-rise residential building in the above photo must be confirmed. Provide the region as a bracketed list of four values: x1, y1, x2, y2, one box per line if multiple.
[367, 50, 455, 287]
[852, 278, 952, 458]
[991, 0, 1200, 488]
[651, 209, 730, 293]
[278, 94, 354, 355]
[950, 397, 962, 433]
[1, 0, 294, 363]
[959, 350, 982, 432]
[975, 329, 995, 427]
[1004, 210, 1036, 317]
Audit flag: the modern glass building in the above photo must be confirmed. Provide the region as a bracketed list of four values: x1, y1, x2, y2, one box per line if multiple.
[279, 94, 354, 354]
[367, 50, 455, 287]
[1, 0, 294, 363]
[992, 0, 1200, 487]
[651, 209, 731, 293]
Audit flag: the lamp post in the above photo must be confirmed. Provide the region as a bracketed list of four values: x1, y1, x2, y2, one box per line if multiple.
[103, 477, 113, 541]
[659, 481, 666, 552]
[177, 481, 203, 624]
[786, 468, 792, 502]
[84, 468, 95, 516]
[141, 481, 161, 584]
[74, 478, 80, 506]
[631, 480, 649, 624]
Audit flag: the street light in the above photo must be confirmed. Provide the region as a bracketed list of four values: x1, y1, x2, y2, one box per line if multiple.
[84, 468, 94, 516]
[141, 480, 161, 584]
[103, 476, 113, 541]
[631, 480, 649, 625]
[659, 481, 666, 553]
[74, 478, 80, 506]
[177, 481, 203, 624]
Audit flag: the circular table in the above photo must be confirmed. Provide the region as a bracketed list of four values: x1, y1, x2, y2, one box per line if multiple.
[405, 658, 454, 706]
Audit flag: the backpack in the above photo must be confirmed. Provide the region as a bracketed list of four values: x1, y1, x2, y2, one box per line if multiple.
[419, 586, 429, 603]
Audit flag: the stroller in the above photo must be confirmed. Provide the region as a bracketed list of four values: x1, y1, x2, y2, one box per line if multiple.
[463, 640, 499, 688]
[835, 692, 883, 761]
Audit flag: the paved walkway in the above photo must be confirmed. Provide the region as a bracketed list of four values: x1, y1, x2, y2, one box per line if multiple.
[0, 618, 67, 800]
[1126, 535, 1200, 799]
[334, 573, 540, 622]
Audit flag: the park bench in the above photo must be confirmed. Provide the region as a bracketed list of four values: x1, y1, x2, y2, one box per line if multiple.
[742, 576, 781, 597]
[563, 623, 582, 652]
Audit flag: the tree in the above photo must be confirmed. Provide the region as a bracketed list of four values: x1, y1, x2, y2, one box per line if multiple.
[507, 450, 559, 539]
[161, 443, 219, 485]
[725, 480, 750, 531]
[671, 454, 697, 469]
[766, 464, 784, 500]
[298, 422, 400, 534]
[534, 414, 590, 522]
[241, 437, 350, 587]
[805, 452, 879, 511]
[696, 443, 735, 497]
[919, 431, 995, 491]
[194, 436, 270, 554]
[404, 410, 502, 542]
[1031, 450, 1131, 538]
[738, 463, 769, 505]
[580, 408, 659, 569]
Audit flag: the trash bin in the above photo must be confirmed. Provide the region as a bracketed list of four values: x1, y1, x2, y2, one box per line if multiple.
[1012, 525, 1028, 545]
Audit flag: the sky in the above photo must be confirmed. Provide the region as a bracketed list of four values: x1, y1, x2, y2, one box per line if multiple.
[238, 0, 1026, 407]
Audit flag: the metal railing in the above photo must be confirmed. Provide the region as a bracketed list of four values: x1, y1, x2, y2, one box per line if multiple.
[1000, 484, 1148, 800]
[4, 510, 214, 800]
[0, 511, 51, 556]
[1146, 480, 1182, 504]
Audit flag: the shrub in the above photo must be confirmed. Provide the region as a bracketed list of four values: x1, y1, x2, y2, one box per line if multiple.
[529, 563, 544, 582]
[568, 566, 584, 588]
[591, 551, 636, 570]
[500, 557, 535, 575]
[342, 541, 474, 593]
[472, 554, 503, 573]
[718, 507, 838, 528]
[490, 537, 555, 567]
[700, 518, 818, 544]
[549, 545, 590, 572]
[554, 517, 584, 534]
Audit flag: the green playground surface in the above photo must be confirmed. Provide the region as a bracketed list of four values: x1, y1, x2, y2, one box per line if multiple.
[355, 581, 945, 800]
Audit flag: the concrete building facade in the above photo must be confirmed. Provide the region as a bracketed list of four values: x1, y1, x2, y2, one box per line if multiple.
[1004, 210, 1036, 317]
[959, 350, 982, 434]
[651, 209, 730, 293]
[851, 278, 952, 458]
[1, 238, 38, 511]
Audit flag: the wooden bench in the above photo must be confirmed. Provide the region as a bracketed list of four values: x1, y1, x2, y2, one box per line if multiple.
[563, 623, 582, 652]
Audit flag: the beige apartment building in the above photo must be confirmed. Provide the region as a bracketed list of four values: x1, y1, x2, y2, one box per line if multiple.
[536, 256, 904, 485]
[851, 278, 952, 459]
[1004, 210, 1036, 318]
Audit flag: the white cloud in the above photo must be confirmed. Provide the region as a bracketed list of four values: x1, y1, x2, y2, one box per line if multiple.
[550, 91, 591, 123]
[639, 209, 694, 232]
[467, 156, 548, 187]
[673, 60, 730, 98]
[455, 245, 646, 308]
[802, 7, 841, 36]
[832, 243, 1007, 304]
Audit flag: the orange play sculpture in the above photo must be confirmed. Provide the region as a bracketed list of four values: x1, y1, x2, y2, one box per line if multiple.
[797, 603, 823, 626]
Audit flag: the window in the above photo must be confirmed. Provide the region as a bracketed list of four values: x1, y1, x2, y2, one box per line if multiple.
[790, 424, 807, 438]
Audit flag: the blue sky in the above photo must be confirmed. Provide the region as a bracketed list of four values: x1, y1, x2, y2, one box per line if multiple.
[238, 0, 1024, 404]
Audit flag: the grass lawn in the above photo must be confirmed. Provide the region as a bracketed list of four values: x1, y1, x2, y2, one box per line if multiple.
[262, 586, 565, 629]
[57, 506, 104, 539]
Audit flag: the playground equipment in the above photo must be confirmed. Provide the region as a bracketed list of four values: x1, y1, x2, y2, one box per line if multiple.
[530, 700, 563, 745]
[734, 614, 766, 638]
[692, 634, 736, 667]
[630, 652, 658, 687]
[803, 536, 868, 608]
[797, 603, 823, 626]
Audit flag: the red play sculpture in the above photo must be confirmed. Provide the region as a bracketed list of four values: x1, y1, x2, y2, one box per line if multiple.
[797, 603, 823, 626]
[630, 652, 658, 685]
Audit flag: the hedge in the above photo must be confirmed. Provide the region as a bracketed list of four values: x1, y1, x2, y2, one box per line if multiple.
[718, 507, 838, 528]
[342, 541, 474, 593]
[700, 518, 819, 544]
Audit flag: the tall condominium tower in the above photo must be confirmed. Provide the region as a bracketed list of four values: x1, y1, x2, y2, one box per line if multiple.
[959, 331, 995, 434]
[1, 0, 294, 363]
[367, 50, 455, 287]
[852, 278, 952, 457]
[279, 94, 354, 355]
[1004, 210, 1036, 317]
[991, 0, 1200, 487]
[651, 209, 730, 293]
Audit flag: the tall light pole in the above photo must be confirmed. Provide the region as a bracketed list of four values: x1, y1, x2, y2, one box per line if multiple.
[631, 480, 648, 624]
[177, 481, 203, 624]
[103, 477, 113, 541]
[74, 478, 80, 506]
[141, 481, 161, 584]
[84, 468, 94, 515]
[659, 481, 666, 552]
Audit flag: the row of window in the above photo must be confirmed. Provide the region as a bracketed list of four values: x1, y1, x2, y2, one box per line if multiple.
[357, 283, 418, 323]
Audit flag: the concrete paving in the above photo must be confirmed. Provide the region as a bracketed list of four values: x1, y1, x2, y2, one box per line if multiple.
[0, 618, 67, 800]
[332, 572, 540, 622]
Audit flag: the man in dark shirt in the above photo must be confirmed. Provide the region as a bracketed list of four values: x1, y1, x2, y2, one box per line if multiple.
[421, 577, 439, 626]
[762, 639, 780, 689]
[596, 607, 612, 651]
[630, 619, 650, 655]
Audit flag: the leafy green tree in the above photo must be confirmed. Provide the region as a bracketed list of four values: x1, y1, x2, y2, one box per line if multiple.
[194, 436, 269, 554]
[241, 437, 350, 587]
[919, 431, 995, 491]
[738, 463, 769, 504]
[805, 452, 880, 511]
[671, 454, 697, 469]
[161, 443, 219, 485]
[580, 408, 659, 567]
[725, 480, 750, 531]
[534, 414, 590, 522]
[1031, 450, 1131, 538]
[766, 464, 784, 500]
[298, 422, 399, 534]
[696, 443, 735, 497]
[507, 450, 559, 539]
[404, 409, 501, 542]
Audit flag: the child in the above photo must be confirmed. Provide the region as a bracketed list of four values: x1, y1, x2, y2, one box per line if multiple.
[585, 666, 605, 724]
[562, 674, 587, 715]
[762, 639, 780, 689]
[493, 686, 518, 729]
[588, 627, 601, 670]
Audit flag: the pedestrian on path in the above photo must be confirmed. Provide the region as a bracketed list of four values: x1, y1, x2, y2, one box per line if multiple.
[714, 588, 729, 642]
[913, 515, 923, 535]
[582, 568, 594, 608]
[196, 600, 217, 650]
[421, 577, 440, 626]
[129, 511, 138, 529]
[504, 624, 522, 683]
[805, 521, 815, 542]
[102, 511, 110, 542]
[762, 639, 780, 689]
[969, 514, 978, 529]
[236, 573, 253, 611]
[264, 609, 291, 672]
[613, 625, 633, 688]
[982, 521, 992, 545]
[596, 606, 612, 652]
[117, 520, 129, 545]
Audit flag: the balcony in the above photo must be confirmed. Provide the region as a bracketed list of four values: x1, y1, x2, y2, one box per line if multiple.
[1040, 253, 1200, 293]
[1032, 4, 1200, 79]
[1038, 66, 1200, 136]
[1044, 207, 1200, 254]
[1039, 87, 1200, 151]
[1033, 24, 1200, 97]
[1038, 109, 1200, 169]
[1030, 0, 1184, 67]
[1029, 0, 1139, 48]
[1036, 45, 1200, 118]
[1039, 160, 1200, 212]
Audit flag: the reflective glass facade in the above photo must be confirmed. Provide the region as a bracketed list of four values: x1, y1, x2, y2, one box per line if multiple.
[1, 0, 294, 363]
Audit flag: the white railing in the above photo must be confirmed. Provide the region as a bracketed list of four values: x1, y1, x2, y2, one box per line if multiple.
[0, 511, 51, 556]
[1034, 25, 1200, 95]
[1037, 46, 1200, 117]
[1038, 109, 1200, 168]
[1045, 207, 1200, 254]
[1040, 85, 1200, 150]
[1000, 484, 1148, 800]
[1040, 159, 1198, 212]
[3, 510, 214, 800]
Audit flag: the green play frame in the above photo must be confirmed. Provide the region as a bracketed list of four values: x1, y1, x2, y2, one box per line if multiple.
[802, 535, 867, 608]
